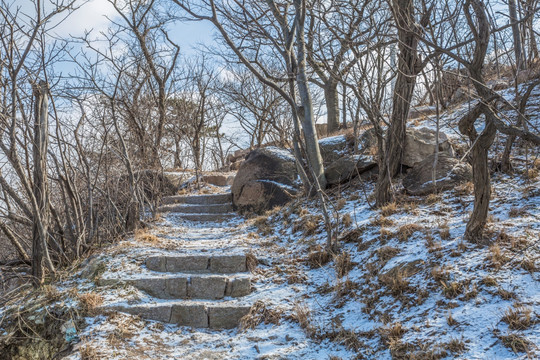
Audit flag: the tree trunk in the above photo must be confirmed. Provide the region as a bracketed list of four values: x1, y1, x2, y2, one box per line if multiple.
[294, 0, 326, 189]
[342, 82, 347, 129]
[32, 81, 54, 284]
[324, 81, 340, 134]
[509, 0, 526, 70]
[376, 0, 419, 206]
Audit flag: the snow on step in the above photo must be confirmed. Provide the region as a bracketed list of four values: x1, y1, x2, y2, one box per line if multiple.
[146, 254, 248, 274]
[105, 300, 251, 329]
[162, 193, 232, 205]
[157, 203, 233, 214]
[99, 273, 251, 300]
[166, 213, 237, 222]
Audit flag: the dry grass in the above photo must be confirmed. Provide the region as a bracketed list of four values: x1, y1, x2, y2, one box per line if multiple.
[496, 332, 533, 353]
[446, 311, 458, 326]
[134, 229, 158, 244]
[246, 252, 258, 272]
[77, 292, 104, 316]
[380, 202, 398, 217]
[80, 343, 99, 360]
[488, 244, 509, 268]
[240, 300, 282, 330]
[371, 215, 394, 227]
[501, 305, 533, 330]
[508, 206, 528, 218]
[440, 281, 464, 299]
[339, 227, 365, 243]
[377, 246, 400, 263]
[336, 198, 347, 210]
[334, 278, 359, 300]
[445, 338, 467, 354]
[253, 215, 273, 236]
[382, 270, 411, 297]
[334, 251, 353, 278]
[291, 302, 316, 337]
[379, 322, 407, 345]
[426, 193, 441, 204]
[306, 245, 331, 268]
[293, 215, 322, 236]
[521, 258, 536, 273]
[342, 213, 352, 227]
[439, 223, 451, 240]
[526, 168, 538, 179]
[431, 266, 450, 283]
[481, 276, 498, 287]
[43, 285, 62, 302]
[397, 224, 423, 242]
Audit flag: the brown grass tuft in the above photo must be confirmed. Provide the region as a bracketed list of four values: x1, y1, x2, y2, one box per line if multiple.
[291, 302, 316, 337]
[306, 245, 332, 268]
[380, 202, 398, 217]
[240, 300, 282, 330]
[78, 292, 104, 316]
[496, 332, 533, 353]
[246, 252, 258, 272]
[397, 224, 423, 242]
[80, 343, 99, 360]
[134, 229, 158, 244]
[336, 198, 347, 210]
[334, 251, 353, 278]
[501, 305, 533, 330]
[342, 213, 352, 227]
[377, 246, 400, 263]
[253, 215, 273, 236]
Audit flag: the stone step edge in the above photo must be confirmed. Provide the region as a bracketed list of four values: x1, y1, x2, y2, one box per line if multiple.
[158, 204, 233, 214]
[162, 193, 232, 205]
[98, 274, 252, 299]
[146, 254, 248, 274]
[103, 301, 252, 329]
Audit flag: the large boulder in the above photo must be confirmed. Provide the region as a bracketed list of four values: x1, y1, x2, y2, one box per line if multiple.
[402, 127, 454, 167]
[358, 128, 378, 155]
[324, 155, 377, 186]
[403, 154, 472, 195]
[318, 134, 355, 164]
[232, 147, 298, 213]
[234, 180, 297, 213]
[202, 173, 235, 187]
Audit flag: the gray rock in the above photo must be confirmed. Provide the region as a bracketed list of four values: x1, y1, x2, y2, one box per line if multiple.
[403, 154, 472, 195]
[232, 147, 298, 213]
[189, 276, 227, 300]
[208, 305, 252, 329]
[402, 127, 454, 167]
[170, 304, 208, 327]
[318, 134, 354, 164]
[324, 155, 377, 186]
[225, 277, 251, 298]
[210, 255, 247, 273]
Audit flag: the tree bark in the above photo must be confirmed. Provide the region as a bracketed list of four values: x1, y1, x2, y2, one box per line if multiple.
[376, 0, 419, 206]
[324, 81, 340, 133]
[32, 80, 54, 284]
[508, 0, 526, 70]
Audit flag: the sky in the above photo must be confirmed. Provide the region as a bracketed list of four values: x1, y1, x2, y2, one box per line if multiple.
[53, 0, 216, 56]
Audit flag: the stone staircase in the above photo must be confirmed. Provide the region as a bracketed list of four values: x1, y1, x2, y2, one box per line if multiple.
[103, 253, 253, 329]
[100, 192, 253, 329]
[157, 193, 236, 222]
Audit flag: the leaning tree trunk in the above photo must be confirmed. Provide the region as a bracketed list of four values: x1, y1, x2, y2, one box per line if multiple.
[376, 0, 419, 206]
[324, 81, 340, 134]
[294, 0, 326, 189]
[32, 80, 54, 284]
[508, 0, 526, 71]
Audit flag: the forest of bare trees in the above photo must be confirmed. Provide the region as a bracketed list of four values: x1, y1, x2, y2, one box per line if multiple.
[0, 0, 539, 285]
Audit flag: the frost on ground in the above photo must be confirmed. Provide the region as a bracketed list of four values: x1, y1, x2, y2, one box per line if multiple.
[62, 169, 539, 359]
[6, 89, 539, 359]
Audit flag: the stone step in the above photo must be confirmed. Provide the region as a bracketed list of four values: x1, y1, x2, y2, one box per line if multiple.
[162, 193, 232, 205]
[157, 203, 233, 214]
[146, 254, 248, 274]
[172, 213, 237, 222]
[99, 274, 251, 300]
[105, 300, 252, 329]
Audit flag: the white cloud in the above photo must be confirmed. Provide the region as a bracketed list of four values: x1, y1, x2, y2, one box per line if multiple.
[52, 0, 117, 38]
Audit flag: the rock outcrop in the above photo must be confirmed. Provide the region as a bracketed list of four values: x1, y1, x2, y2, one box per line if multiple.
[324, 155, 377, 186]
[402, 127, 454, 167]
[403, 154, 472, 195]
[231, 147, 298, 213]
